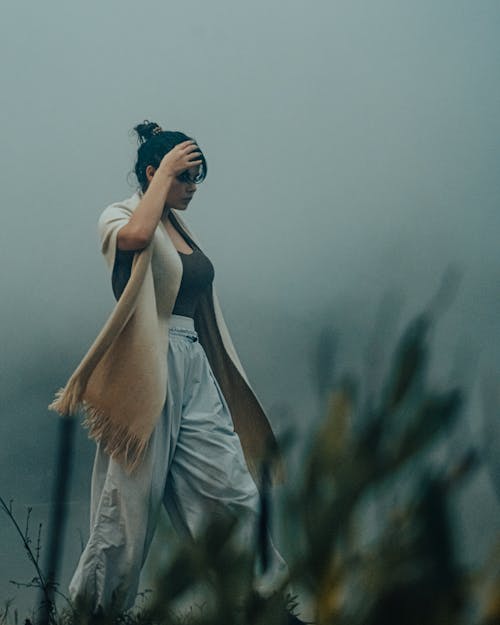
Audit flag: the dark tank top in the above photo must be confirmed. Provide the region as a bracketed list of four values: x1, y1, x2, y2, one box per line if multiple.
[111, 213, 215, 319]
[168, 212, 215, 318]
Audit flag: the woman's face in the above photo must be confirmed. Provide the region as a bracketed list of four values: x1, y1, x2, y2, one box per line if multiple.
[145, 163, 200, 211]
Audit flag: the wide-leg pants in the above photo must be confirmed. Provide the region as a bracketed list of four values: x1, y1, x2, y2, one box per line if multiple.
[68, 314, 288, 615]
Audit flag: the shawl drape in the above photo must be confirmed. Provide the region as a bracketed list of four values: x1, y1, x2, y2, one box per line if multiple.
[48, 191, 284, 486]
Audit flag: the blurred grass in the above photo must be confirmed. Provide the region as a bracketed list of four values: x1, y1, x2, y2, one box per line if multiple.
[2, 293, 500, 625]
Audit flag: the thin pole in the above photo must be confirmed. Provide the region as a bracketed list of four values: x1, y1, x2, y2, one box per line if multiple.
[38, 416, 76, 625]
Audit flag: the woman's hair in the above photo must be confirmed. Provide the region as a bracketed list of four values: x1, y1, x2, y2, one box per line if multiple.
[129, 120, 207, 192]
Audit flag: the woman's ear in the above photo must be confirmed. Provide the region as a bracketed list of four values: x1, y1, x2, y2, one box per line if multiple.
[145, 165, 157, 182]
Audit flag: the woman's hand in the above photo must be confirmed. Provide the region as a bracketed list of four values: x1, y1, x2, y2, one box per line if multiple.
[158, 140, 202, 177]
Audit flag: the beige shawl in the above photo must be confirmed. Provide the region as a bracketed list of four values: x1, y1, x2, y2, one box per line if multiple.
[48, 190, 284, 486]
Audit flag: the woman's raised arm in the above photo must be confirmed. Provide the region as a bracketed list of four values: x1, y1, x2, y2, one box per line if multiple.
[117, 140, 202, 251]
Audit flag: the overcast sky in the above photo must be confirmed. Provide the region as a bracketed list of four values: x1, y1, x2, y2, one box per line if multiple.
[0, 0, 499, 612]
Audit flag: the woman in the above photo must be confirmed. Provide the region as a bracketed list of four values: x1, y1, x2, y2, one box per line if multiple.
[50, 121, 294, 617]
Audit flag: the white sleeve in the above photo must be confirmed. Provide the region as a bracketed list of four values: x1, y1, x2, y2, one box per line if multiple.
[97, 204, 132, 272]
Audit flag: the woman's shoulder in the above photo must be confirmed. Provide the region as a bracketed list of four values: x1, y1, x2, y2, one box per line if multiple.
[100, 190, 141, 215]
[98, 191, 141, 226]
[97, 191, 142, 253]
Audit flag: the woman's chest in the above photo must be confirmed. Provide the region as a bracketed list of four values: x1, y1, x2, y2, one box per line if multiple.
[165, 220, 193, 254]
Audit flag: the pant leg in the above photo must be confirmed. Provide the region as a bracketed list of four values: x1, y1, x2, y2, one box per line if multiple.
[68, 334, 188, 615]
[162, 339, 289, 597]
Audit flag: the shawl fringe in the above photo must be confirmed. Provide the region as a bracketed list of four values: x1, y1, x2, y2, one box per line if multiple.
[48, 381, 148, 474]
[48, 377, 86, 417]
[81, 400, 149, 475]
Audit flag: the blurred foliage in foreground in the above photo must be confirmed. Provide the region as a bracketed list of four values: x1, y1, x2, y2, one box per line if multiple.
[2, 304, 500, 625]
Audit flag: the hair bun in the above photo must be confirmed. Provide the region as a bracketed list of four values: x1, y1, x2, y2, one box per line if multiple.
[133, 120, 163, 144]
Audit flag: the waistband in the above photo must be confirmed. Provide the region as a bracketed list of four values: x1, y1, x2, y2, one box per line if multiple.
[170, 314, 195, 331]
[169, 314, 198, 341]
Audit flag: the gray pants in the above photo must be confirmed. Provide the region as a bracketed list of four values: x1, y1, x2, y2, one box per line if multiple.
[68, 314, 288, 614]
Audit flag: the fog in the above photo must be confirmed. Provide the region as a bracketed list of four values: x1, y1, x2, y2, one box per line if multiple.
[0, 0, 499, 613]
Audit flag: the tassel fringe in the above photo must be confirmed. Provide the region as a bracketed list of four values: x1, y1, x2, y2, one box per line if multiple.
[81, 400, 149, 475]
[48, 382, 149, 474]
[47, 376, 86, 417]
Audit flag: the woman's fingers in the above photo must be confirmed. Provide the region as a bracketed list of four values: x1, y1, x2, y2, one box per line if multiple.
[158, 140, 203, 176]
[181, 139, 198, 150]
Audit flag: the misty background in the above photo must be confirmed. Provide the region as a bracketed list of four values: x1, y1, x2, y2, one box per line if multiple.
[0, 0, 499, 613]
